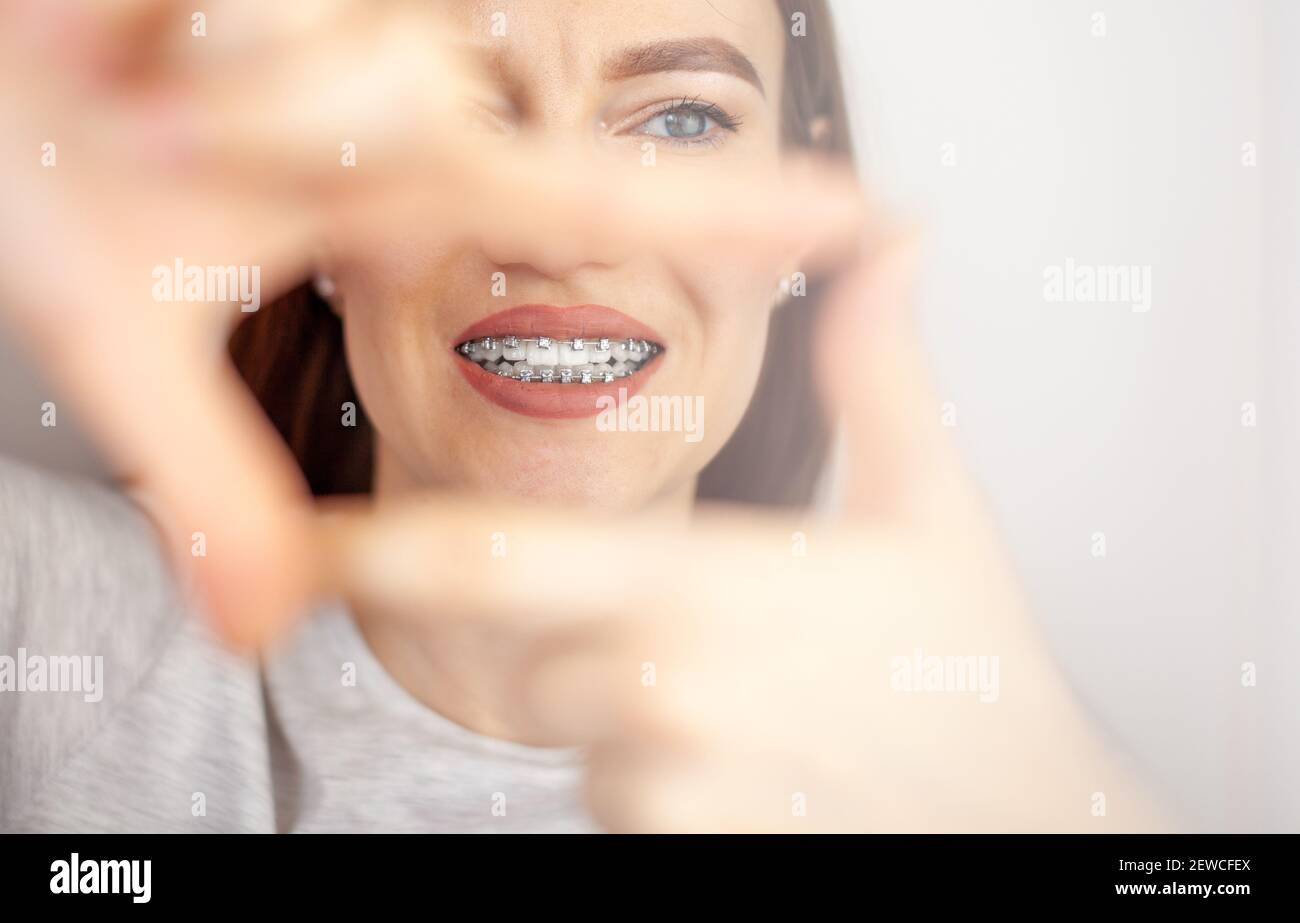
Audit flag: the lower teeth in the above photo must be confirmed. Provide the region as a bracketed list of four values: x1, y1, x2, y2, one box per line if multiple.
[456, 336, 661, 383]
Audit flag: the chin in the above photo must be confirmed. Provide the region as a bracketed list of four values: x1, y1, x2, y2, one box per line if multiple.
[443, 439, 693, 512]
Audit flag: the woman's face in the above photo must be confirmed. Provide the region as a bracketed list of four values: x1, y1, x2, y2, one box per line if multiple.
[336, 0, 789, 510]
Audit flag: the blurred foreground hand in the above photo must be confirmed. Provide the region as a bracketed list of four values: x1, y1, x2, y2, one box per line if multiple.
[323, 232, 1167, 833]
[0, 0, 860, 646]
[0, 1, 1156, 833]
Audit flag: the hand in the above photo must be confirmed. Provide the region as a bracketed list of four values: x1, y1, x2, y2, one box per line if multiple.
[0, 0, 861, 646]
[0, 0, 471, 645]
[322, 229, 1166, 832]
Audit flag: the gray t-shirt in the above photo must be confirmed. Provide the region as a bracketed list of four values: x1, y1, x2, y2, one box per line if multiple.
[0, 455, 595, 833]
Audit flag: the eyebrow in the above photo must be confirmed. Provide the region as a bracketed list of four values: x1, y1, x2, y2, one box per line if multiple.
[603, 38, 766, 98]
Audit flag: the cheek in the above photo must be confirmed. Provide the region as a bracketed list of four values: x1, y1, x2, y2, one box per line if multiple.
[338, 303, 399, 427]
[334, 244, 463, 448]
[703, 317, 771, 441]
[682, 262, 779, 450]
[686, 256, 777, 370]
[336, 293, 434, 471]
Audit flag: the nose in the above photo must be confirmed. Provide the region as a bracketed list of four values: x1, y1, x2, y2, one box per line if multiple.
[478, 125, 634, 280]
[480, 232, 609, 282]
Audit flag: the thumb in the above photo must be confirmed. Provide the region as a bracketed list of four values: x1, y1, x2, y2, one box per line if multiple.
[816, 228, 962, 524]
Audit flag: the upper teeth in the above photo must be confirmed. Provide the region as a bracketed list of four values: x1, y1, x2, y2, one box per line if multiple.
[457, 336, 661, 383]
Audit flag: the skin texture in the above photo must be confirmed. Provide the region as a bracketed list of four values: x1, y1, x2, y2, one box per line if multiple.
[0, 0, 1163, 831]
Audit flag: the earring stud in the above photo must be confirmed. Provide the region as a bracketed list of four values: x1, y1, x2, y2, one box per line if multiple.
[312, 273, 337, 301]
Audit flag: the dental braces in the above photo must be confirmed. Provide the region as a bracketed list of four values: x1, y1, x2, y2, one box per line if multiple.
[458, 336, 660, 356]
[457, 335, 662, 384]
[504, 367, 621, 384]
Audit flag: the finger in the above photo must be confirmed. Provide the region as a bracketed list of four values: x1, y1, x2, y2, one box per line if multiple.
[321, 495, 863, 749]
[27, 286, 320, 651]
[319, 497, 682, 628]
[0, 163, 325, 648]
[139, 92, 864, 277]
[449, 147, 866, 279]
[76, 4, 864, 283]
[310, 146, 865, 326]
[119, 24, 862, 273]
[118, 3, 480, 180]
[97, 351, 319, 652]
[153, 0, 366, 64]
[2, 0, 378, 85]
[317, 496, 836, 629]
[815, 228, 968, 524]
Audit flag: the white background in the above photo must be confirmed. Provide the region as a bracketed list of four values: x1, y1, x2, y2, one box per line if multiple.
[833, 0, 1297, 830]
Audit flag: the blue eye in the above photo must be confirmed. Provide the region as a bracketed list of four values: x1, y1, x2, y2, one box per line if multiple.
[634, 100, 741, 145]
[645, 107, 713, 139]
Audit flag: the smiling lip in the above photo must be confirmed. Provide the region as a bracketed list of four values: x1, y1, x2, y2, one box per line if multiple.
[453, 304, 666, 419]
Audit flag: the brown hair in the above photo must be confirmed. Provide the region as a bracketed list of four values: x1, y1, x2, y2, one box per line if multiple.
[230, 0, 854, 506]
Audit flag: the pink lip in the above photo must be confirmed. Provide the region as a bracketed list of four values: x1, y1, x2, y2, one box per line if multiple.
[453, 304, 666, 420]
